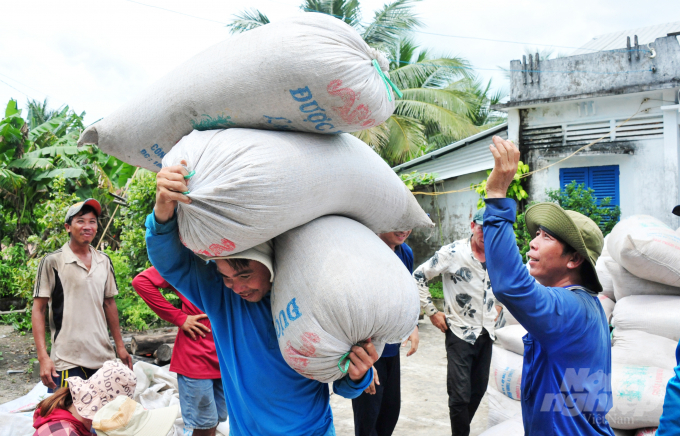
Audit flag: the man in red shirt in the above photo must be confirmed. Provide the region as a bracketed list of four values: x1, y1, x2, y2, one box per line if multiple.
[132, 267, 226, 436]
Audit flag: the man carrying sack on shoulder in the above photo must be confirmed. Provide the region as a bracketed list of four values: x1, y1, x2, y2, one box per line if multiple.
[481, 136, 615, 435]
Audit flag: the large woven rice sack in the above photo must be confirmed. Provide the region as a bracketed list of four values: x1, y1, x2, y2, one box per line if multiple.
[78, 13, 397, 171]
[607, 215, 680, 287]
[607, 364, 673, 429]
[596, 235, 616, 301]
[486, 386, 521, 428]
[490, 345, 523, 400]
[164, 129, 432, 256]
[611, 329, 678, 370]
[605, 258, 680, 300]
[479, 415, 523, 436]
[598, 294, 615, 322]
[494, 325, 527, 356]
[271, 216, 419, 382]
[611, 295, 680, 342]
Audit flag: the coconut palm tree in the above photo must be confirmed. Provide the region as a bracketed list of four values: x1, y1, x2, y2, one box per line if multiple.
[227, 0, 480, 166]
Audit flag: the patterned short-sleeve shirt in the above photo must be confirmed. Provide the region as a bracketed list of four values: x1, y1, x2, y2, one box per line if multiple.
[414, 237, 498, 344]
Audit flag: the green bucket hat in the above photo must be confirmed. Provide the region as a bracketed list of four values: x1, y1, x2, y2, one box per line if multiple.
[525, 202, 604, 293]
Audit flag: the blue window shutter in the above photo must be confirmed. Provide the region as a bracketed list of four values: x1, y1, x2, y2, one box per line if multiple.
[589, 165, 620, 207]
[560, 167, 588, 189]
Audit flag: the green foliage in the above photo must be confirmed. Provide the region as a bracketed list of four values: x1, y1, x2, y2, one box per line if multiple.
[514, 182, 621, 258]
[472, 161, 529, 209]
[116, 171, 157, 274]
[428, 281, 443, 299]
[400, 171, 438, 191]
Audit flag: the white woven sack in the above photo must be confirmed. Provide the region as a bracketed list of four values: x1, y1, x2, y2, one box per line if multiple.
[164, 129, 432, 256]
[486, 386, 521, 428]
[494, 325, 527, 356]
[479, 415, 523, 436]
[597, 294, 615, 322]
[606, 364, 673, 430]
[611, 329, 678, 370]
[78, 13, 396, 171]
[596, 235, 616, 301]
[271, 216, 419, 382]
[611, 295, 680, 342]
[607, 215, 680, 287]
[490, 345, 523, 400]
[605, 258, 680, 300]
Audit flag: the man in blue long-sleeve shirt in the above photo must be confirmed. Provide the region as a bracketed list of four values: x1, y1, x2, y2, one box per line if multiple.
[146, 162, 377, 436]
[481, 136, 614, 436]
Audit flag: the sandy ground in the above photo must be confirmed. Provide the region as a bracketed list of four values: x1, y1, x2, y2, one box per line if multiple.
[331, 315, 490, 436]
[0, 325, 37, 404]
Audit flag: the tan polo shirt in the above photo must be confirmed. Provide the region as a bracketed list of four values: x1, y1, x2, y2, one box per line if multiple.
[33, 242, 118, 371]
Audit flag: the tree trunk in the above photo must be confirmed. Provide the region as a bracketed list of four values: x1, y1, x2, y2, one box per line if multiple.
[130, 332, 176, 356]
[155, 343, 174, 363]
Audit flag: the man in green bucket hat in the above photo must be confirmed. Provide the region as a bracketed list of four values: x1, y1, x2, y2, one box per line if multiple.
[481, 136, 615, 436]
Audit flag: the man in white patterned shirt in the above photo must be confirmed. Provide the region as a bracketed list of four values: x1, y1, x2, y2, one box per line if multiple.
[413, 208, 500, 436]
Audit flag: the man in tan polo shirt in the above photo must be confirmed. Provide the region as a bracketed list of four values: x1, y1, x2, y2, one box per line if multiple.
[31, 199, 132, 392]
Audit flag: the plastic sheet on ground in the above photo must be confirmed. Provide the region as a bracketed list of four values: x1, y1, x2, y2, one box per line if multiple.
[133, 362, 228, 436]
[0, 382, 49, 436]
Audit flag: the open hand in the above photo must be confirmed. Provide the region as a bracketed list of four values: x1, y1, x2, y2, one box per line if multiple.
[181, 314, 211, 341]
[486, 136, 521, 199]
[348, 340, 379, 382]
[117, 346, 133, 370]
[39, 357, 58, 390]
[363, 366, 380, 395]
[155, 160, 191, 223]
[402, 326, 419, 356]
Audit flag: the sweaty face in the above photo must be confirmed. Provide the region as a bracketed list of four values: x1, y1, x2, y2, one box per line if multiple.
[215, 259, 272, 302]
[378, 230, 412, 247]
[65, 212, 98, 245]
[526, 229, 575, 286]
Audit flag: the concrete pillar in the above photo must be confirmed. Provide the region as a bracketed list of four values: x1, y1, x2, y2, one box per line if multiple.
[507, 109, 520, 144]
[661, 88, 680, 228]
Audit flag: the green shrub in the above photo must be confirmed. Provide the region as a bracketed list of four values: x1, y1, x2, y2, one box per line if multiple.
[429, 281, 444, 299]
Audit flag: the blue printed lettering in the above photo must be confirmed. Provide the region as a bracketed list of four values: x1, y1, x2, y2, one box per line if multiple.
[287, 298, 301, 321]
[306, 112, 331, 123]
[289, 87, 313, 102]
[315, 123, 335, 131]
[299, 101, 324, 113]
[278, 310, 289, 329]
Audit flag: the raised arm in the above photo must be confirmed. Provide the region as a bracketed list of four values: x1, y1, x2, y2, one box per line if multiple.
[483, 137, 582, 344]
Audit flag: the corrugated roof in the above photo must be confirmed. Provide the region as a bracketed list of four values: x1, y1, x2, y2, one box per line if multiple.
[571, 21, 680, 56]
[392, 123, 507, 180]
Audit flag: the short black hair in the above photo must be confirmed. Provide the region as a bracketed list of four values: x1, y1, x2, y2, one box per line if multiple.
[66, 205, 99, 225]
[225, 258, 250, 273]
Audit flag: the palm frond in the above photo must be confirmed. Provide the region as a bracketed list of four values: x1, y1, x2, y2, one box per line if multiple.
[24, 145, 80, 158]
[382, 114, 426, 165]
[390, 57, 472, 90]
[226, 8, 270, 34]
[301, 0, 362, 29]
[396, 92, 479, 140]
[32, 168, 84, 181]
[362, 0, 421, 48]
[0, 167, 26, 191]
[351, 122, 390, 154]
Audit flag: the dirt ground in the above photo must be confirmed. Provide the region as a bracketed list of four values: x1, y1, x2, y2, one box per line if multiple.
[0, 325, 38, 404]
[0, 320, 491, 435]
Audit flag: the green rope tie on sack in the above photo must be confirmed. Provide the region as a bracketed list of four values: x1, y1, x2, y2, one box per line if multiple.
[372, 59, 403, 102]
[337, 350, 352, 374]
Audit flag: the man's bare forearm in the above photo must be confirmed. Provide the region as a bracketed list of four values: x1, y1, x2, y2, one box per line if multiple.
[103, 298, 125, 348]
[32, 299, 50, 361]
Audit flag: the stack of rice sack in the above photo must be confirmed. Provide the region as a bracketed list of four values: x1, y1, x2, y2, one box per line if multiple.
[79, 14, 433, 382]
[604, 215, 680, 432]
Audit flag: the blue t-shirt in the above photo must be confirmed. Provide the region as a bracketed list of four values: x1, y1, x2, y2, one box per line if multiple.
[483, 198, 614, 436]
[382, 243, 414, 358]
[145, 212, 372, 436]
[657, 341, 680, 435]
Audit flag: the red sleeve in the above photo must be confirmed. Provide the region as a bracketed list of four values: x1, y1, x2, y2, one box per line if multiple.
[132, 267, 187, 327]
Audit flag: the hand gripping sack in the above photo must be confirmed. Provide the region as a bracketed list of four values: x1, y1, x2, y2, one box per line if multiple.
[607, 215, 680, 287]
[611, 329, 678, 370]
[271, 216, 420, 382]
[78, 13, 397, 171]
[606, 364, 674, 430]
[611, 295, 680, 342]
[165, 129, 433, 256]
[605, 258, 680, 300]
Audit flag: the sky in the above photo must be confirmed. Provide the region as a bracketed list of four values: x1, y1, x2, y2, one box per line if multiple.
[1, 0, 679, 125]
